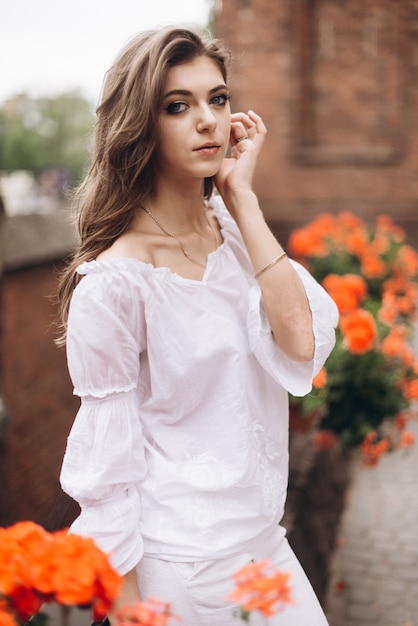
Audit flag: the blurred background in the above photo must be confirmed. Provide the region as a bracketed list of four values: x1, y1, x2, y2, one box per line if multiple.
[1, 1, 418, 625]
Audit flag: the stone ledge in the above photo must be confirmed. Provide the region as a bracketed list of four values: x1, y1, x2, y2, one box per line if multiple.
[2, 209, 77, 270]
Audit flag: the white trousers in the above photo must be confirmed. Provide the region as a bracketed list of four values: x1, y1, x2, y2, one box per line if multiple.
[137, 527, 329, 626]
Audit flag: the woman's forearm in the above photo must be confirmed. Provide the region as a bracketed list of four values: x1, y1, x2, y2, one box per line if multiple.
[107, 567, 141, 625]
[225, 190, 315, 361]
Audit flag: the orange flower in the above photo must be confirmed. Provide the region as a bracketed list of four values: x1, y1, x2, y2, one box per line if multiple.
[0, 602, 18, 626]
[382, 278, 418, 319]
[312, 368, 327, 388]
[359, 252, 386, 278]
[228, 559, 294, 618]
[313, 430, 338, 450]
[395, 412, 409, 430]
[402, 378, 418, 400]
[0, 521, 51, 605]
[378, 298, 399, 325]
[287, 227, 328, 258]
[117, 599, 178, 626]
[287, 210, 418, 456]
[311, 212, 338, 236]
[381, 327, 414, 367]
[376, 214, 405, 242]
[51, 531, 122, 620]
[340, 309, 377, 354]
[345, 227, 368, 256]
[360, 432, 390, 466]
[322, 274, 367, 313]
[396, 244, 418, 278]
[338, 211, 363, 230]
[399, 430, 415, 449]
[370, 232, 390, 255]
[0, 522, 122, 624]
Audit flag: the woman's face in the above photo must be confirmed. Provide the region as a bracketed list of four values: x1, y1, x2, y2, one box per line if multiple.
[155, 55, 231, 186]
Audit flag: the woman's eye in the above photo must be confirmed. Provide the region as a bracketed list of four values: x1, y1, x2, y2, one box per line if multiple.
[211, 94, 230, 107]
[165, 101, 188, 114]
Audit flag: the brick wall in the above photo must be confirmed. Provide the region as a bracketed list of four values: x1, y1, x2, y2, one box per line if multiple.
[218, 0, 418, 245]
[0, 262, 79, 527]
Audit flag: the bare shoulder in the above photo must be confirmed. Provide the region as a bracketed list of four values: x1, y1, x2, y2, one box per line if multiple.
[97, 228, 153, 263]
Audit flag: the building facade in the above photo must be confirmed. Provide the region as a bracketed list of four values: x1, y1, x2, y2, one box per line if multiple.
[218, 0, 418, 243]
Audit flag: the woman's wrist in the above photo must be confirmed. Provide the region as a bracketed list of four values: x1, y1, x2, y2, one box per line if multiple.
[222, 189, 264, 225]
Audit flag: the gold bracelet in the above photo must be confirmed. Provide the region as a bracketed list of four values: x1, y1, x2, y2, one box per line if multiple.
[255, 251, 287, 279]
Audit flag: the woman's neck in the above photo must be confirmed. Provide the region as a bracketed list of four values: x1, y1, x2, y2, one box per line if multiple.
[145, 181, 209, 234]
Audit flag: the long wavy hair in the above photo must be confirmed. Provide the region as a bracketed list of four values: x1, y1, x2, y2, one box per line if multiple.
[55, 26, 231, 344]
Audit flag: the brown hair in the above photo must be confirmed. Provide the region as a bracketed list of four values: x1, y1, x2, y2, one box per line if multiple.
[56, 27, 231, 344]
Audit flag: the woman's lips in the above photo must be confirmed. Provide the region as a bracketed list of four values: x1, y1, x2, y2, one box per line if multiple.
[194, 144, 220, 156]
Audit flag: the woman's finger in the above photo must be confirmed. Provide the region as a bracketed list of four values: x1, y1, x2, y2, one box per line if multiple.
[247, 110, 267, 137]
[230, 120, 250, 145]
[231, 113, 256, 138]
[230, 110, 266, 147]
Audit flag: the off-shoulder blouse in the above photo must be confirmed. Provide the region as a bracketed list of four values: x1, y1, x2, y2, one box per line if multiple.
[60, 196, 338, 574]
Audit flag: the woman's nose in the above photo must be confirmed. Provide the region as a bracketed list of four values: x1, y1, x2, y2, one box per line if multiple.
[196, 104, 217, 132]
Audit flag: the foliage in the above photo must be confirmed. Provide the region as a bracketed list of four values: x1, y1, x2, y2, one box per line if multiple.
[0, 92, 94, 184]
[288, 211, 418, 463]
[0, 521, 122, 625]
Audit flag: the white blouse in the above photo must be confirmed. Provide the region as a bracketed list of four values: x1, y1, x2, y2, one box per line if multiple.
[60, 197, 338, 575]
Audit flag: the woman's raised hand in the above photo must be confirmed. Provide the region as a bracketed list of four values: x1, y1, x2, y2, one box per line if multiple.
[214, 110, 266, 205]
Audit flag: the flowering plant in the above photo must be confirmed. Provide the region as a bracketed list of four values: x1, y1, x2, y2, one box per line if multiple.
[227, 559, 293, 622]
[0, 521, 122, 626]
[288, 211, 418, 464]
[117, 599, 179, 626]
[0, 521, 179, 626]
[115, 560, 293, 626]
[0, 521, 293, 626]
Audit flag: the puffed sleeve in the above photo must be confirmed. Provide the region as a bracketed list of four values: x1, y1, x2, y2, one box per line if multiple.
[60, 267, 148, 574]
[247, 259, 339, 396]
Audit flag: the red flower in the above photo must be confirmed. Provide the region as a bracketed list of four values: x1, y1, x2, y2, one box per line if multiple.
[9, 586, 42, 622]
[334, 580, 347, 592]
[395, 412, 409, 430]
[313, 430, 338, 450]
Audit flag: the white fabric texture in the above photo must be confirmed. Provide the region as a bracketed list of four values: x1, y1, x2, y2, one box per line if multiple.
[60, 196, 338, 576]
[136, 526, 329, 626]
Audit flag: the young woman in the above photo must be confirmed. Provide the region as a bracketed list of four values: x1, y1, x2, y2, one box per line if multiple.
[58, 26, 338, 625]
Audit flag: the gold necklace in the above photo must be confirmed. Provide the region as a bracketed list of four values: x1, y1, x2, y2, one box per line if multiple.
[141, 205, 219, 269]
